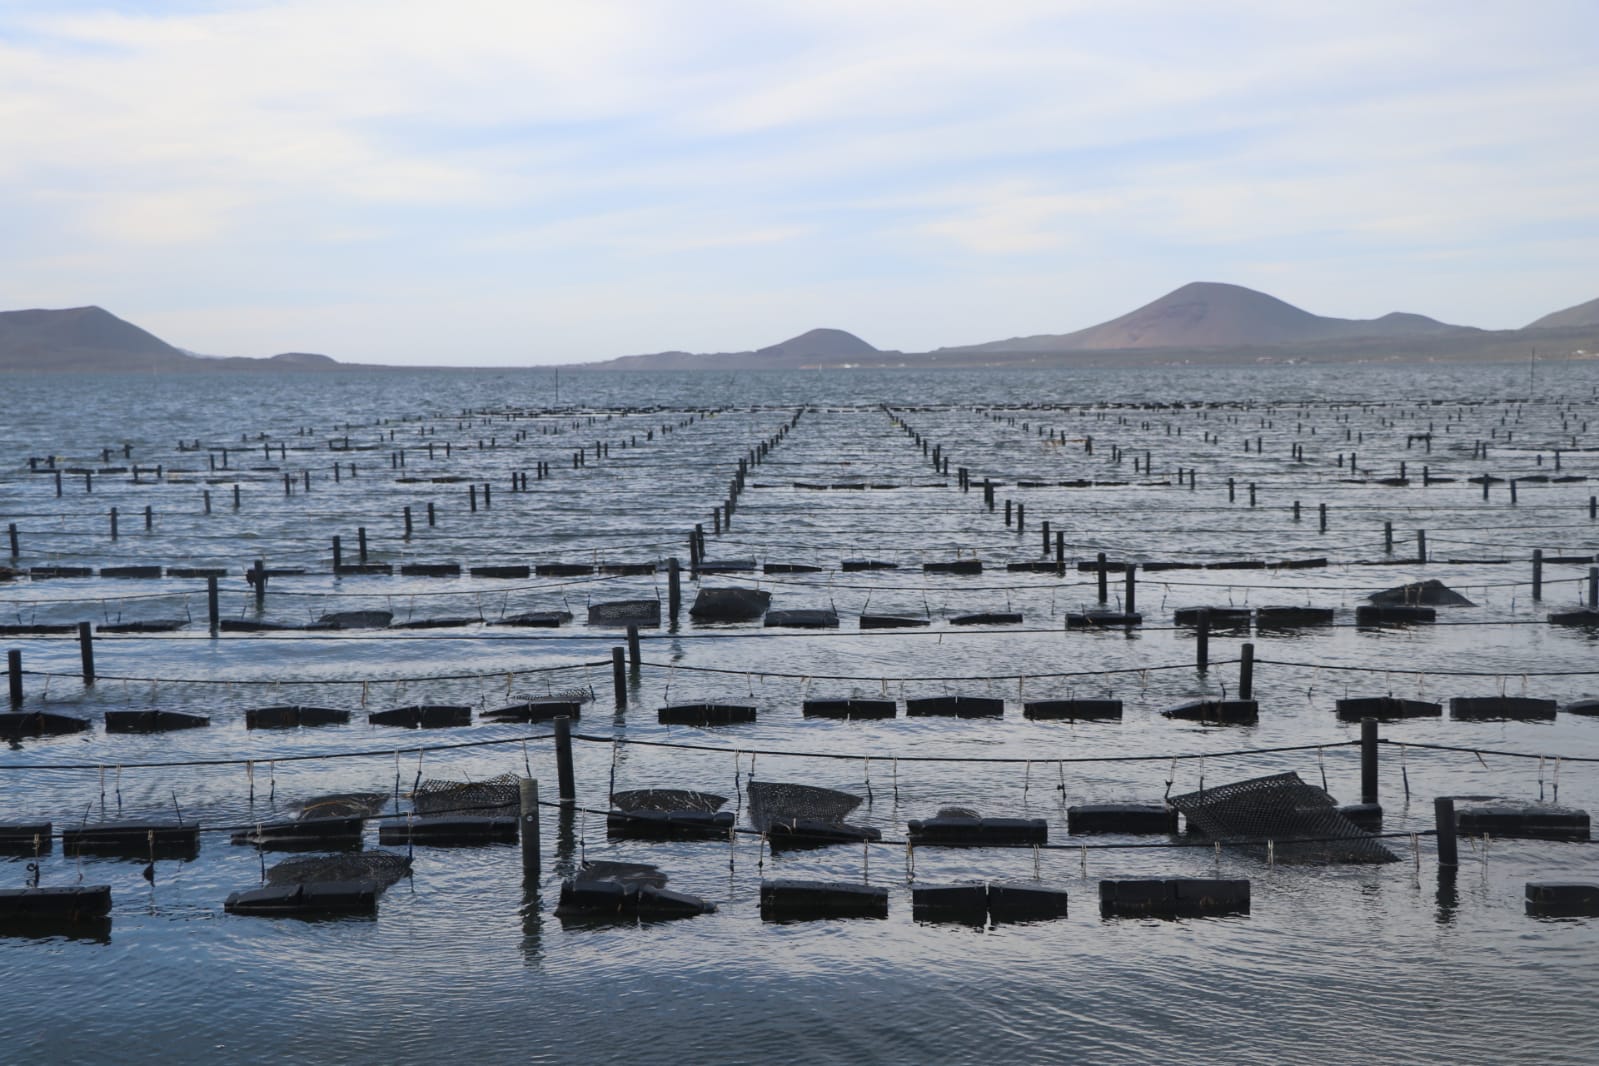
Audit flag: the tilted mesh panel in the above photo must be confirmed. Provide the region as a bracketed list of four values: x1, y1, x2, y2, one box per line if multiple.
[265, 852, 413, 886]
[1169, 772, 1396, 864]
[610, 788, 727, 813]
[746, 782, 863, 831]
[411, 773, 521, 817]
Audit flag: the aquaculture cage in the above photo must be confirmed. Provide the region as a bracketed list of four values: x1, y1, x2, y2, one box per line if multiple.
[1169, 772, 1397, 864]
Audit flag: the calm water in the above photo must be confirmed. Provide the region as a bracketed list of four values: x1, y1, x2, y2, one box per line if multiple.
[2, 362, 1598, 1065]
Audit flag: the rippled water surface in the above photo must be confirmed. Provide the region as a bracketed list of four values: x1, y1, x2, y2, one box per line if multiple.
[2, 363, 1598, 1065]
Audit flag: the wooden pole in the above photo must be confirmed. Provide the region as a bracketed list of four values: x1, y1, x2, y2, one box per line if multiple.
[7, 649, 21, 706]
[6, 523, 16, 560]
[1096, 552, 1108, 603]
[1238, 641, 1253, 700]
[1361, 718, 1379, 804]
[357, 526, 368, 563]
[1196, 609, 1210, 674]
[626, 625, 641, 672]
[1532, 549, 1543, 601]
[668, 557, 681, 625]
[207, 576, 219, 636]
[554, 716, 575, 804]
[1124, 563, 1136, 614]
[519, 778, 541, 879]
[78, 621, 95, 686]
[612, 647, 627, 709]
[1434, 797, 1458, 866]
[332, 535, 343, 570]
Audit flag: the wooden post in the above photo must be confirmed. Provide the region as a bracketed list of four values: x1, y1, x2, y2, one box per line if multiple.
[554, 716, 576, 804]
[427, 502, 436, 527]
[6, 523, 16, 560]
[403, 506, 413, 538]
[233, 483, 241, 509]
[1532, 549, 1543, 601]
[332, 535, 343, 570]
[1227, 477, 1235, 503]
[109, 507, 118, 540]
[1361, 718, 1379, 804]
[612, 647, 627, 709]
[1510, 479, 1519, 505]
[469, 484, 478, 512]
[626, 625, 641, 672]
[1196, 609, 1210, 674]
[1384, 521, 1393, 553]
[1004, 499, 1012, 526]
[1055, 532, 1065, 574]
[482, 482, 491, 509]
[1124, 563, 1137, 614]
[54, 470, 62, 497]
[1434, 797, 1458, 867]
[519, 778, 541, 879]
[207, 576, 219, 635]
[7, 649, 21, 706]
[1238, 641, 1253, 700]
[78, 621, 95, 686]
[668, 557, 681, 625]
[1016, 502, 1024, 533]
[252, 559, 266, 607]
[1041, 521, 1050, 555]
[1589, 565, 1598, 609]
[357, 526, 368, 563]
[203, 490, 212, 515]
[1248, 482, 1257, 506]
[1417, 529, 1427, 564]
[1096, 552, 1108, 603]
[1319, 503, 1327, 532]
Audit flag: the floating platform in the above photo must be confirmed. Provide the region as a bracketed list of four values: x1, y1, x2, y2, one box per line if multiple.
[907, 815, 1047, 847]
[225, 879, 380, 917]
[470, 565, 530, 579]
[1563, 699, 1599, 716]
[657, 702, 757, 726]
[606, 809, 735, 840]
[859, 614, 929, 628]
[1174, 607, 1252, 627]
[906, 696, 1003, 718]
[1448, 697, 1558, 722]
[1355, 605, 1436, 625]
[1023, 699, 1122, 721]
[0, 712, 89, 738]
[766, 820, 881, 851]
[802, 698, 897, 720]
[0, 822, 52, 855]
[988, 882, 1071, 923]
[923, 560, 982, 575]
[690, 587, 770, 621]
[482, 699, 582, 722]
[1334, 697, 1441, 721]
[1065, 611, 1142, 628]
[760, 879, 888, 921]
[100, 566, 162, 579]
[841, 560, 898, 571]
[98, 619, 186, 633]
[103, 710, 209, 733]
[1456, 804, 1589, 841]
[318, 609, 393, 628]
[1526, 882, 1599, 918]
[0, 885, 111, 924]
[1548, 609, 1599, 626]
[1068, 804, 1177, 835]
[765, 609, 839, 628]
[499, 611, 572, 628]
[400, 563, 460, 577]
[1100, 878, 1251, 918]
[1255, 606, 1336, 628]
[911, 883, 989, 925]
[231, 816, 365, 851]
[378, 816, 517, 846]
[368, 704, 472, 728]
[587, 600, 661, 627]
[245, 705, 350, 729]
[535, 563, 593, 576]
[949, 612, 1023, 626]
[63, 822, 199, 859]
[1163, 699, 1259, 725]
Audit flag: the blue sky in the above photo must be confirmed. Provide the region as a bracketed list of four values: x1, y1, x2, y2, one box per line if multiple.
[2, 0, 1596, 364]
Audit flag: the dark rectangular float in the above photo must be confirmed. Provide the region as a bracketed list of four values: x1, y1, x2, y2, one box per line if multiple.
[104, 710, 209, 733]
[1065, 611, 1142, 628]
[100, 566, 163, 579]
[0, 712, 89, 737]
[368, 704, 472, 728]
[905, 696, 1003, 718]
[378, 816, 517, 846]
[587, 600, 661, 627]
[1023, 699, 1122, 721]
[907, 815, 1047, 847]
[988, 882, 1071, 922]
[606, 809, 734, 840]
[1099, 878, 1251, 918]
[1456, 805, 1589, 841]
[535, 563, 594, 576]
[803, 698, 897, 720]
[841, 560, 897, 571]
[400, 563, 460, 577]
[1162, 699, 1258, 725]
[1255, 606, 1336, 628]
[1355, 605, 1436, 625]
[949, 612, 1023, 626]
[1068, 804, 1177, 835]
[766, 820, 881, 850]
[765, 609, 839, 628]
[859, 614, 929, 628]
[470, 565, 531, 578]
[0, 885, 111, 921]
[1174, 607, 1252, 627]
[657, 702, 756, 726]
[923, 560, 982, 574]
[224, 879, 379, 917]
[1335, 697, 1441, 721]
[499, 611, 572, 627]
[1449, 696, 1557, 721]
[911, 883, 989, 925]
[760, 879, 888, 921]
[0, 823, 53, 855]
[483, 699, 583, 722]
[245, 705, 350, 729]
[231, 816, 365, 850]
[63, 822, 199, 859]
[1526, 882, 1599, 917]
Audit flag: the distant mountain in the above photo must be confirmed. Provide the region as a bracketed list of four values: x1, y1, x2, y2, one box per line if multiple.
[1527, 295, 1599, 330]
[0, 306, 351, 372]
[584, 327, 887, 370]
[947, 282, 1476, 353]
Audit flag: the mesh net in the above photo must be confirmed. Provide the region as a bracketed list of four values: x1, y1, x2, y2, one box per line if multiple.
[1168, 772, 1397, 864]
[265, 851, 413, 887]
[610, 788, 727, 813]
[746, 782, 863, 831]
[411, 773, 520, 817]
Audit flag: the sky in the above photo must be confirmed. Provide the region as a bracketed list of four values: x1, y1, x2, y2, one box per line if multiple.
[1, 0, 1596, 366]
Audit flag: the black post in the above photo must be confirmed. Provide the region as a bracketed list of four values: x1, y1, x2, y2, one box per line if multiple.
[357, 526, 368, 563]
[668, 557, 681, 625]
[1532, 549, 1543, 601]
[109, 507, 118, 540]
[612, 647, 627, 709]
[404, 506, 413, 538]
[1016, 503, 1024, 533]
[1384, 521, 1393, 553]
[207, 576, 219, 635]
[554, 716, 576, 804]
[428, 502, 436, 527]
[1361, 717, 1379, 804]
[1196, 609, 1210, 674]
[1239, 641, 1254, 700]
[1589, 565, 1598, 609]
[626, 625, 641, 673]
[1041, 520, 1050, 555]
[1055, 531, 1064, 574]
[1096, 552, 1108, 603]
[7, 649, 21, 706]
[520, 778, 541, 881]
[252, 559, 266, 607]
[332, 535, 343, 570]
[1319, 503, 1327, 532]
[1434, 797, 1458, 866]
[6, 523, 16, 560]
[78, 621, 95, 686]
[1417, 529, 1427, 564]
[469, 484, 478, 512]
[1124, 563, 1137, 615]
[203, 490, 212, 515]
